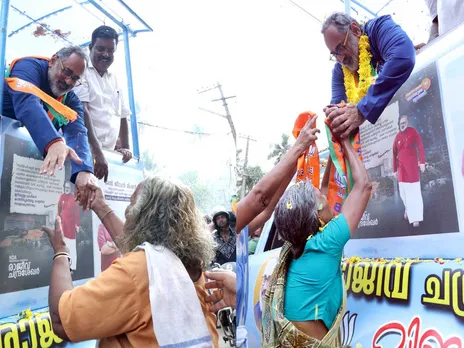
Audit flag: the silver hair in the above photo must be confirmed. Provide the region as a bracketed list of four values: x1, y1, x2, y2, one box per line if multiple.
[56, 45, 88, 65]
[120, 176, 215, 271]
[274, 180, 319, 259]
[321, 12, 359, 34]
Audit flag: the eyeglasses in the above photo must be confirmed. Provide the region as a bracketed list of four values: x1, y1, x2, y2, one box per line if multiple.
[329, 28, 350, 62]
[58, 57, 82, 86]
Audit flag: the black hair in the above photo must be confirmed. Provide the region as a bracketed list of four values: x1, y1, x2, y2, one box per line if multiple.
[213, 211, 229, 231]
[398, 114, 408, 127]
[91, 26, 119, 47]
[203, 214, 212, 224]
[228, 211, 236, 223]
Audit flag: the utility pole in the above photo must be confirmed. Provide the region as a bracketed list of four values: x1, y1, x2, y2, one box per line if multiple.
[197, 82, 237, 148]
[198, 83, 239, 202]
[213, 83, 237, 148]
[238, 134, 257, 198]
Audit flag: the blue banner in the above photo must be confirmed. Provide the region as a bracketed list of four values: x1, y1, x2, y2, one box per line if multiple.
[341, 258, 464, 347]
[247, 249, 464, 347]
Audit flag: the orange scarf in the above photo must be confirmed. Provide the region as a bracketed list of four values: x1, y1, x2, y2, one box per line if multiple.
[5, 56, 78, 126]
[292, 111, 320, 186]
[293, 108, 362, 215]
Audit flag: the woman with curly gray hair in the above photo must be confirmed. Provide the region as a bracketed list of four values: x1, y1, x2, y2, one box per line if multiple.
[43, 176, 219, 348]
[262, 136, 372, 347]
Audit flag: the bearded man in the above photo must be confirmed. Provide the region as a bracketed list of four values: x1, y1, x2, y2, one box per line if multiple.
[2, 46, 96, 207]
[322, 12, 416, 138]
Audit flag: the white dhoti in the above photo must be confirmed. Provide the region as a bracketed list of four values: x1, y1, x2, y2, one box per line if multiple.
[398, 181, 423, 224]
[64, 237, 77, 271]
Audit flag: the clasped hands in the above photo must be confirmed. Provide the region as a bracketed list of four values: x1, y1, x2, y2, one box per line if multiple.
[323, 103, 365, 139]
[74, 172, 98, 211]
[39, 141, 98, 211]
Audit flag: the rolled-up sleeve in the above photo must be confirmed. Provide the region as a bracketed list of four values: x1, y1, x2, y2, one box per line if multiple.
[58, 257, 141, 342]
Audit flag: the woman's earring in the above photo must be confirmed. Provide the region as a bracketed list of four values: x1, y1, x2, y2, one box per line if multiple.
[318, 202, 324, 211]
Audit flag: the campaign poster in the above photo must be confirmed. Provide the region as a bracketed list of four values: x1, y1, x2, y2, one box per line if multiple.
[341, 258, 464, 347]
[0, 134, 94, 295]
[343, 26, 464, 259]
[354, 61, 458, 240]
[92, 158, 143, 274]
[0, 117, 143, 348]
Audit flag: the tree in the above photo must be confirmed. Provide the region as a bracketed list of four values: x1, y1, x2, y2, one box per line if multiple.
[244, 165, 265, 196]
[268, 134, 292, 165]
[235, 141, 266, 199]
[178, 171, 221, 214]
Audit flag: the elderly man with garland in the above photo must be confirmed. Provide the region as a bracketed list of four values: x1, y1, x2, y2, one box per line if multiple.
[322, 12, 416, 138]
[2, 46, 96, 208]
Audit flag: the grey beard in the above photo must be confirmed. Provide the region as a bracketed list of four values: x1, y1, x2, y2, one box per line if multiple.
[50, 83, 66, 97]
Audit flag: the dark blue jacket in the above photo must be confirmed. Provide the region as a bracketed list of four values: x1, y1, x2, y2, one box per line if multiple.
[3, 57, 93, 183]
[330, 15, 416, 123]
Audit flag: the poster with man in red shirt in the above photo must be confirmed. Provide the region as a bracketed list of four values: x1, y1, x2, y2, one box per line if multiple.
[57, 182, 81, 272]
[348, 61, 459, 243]
[393, 115, 426, 227]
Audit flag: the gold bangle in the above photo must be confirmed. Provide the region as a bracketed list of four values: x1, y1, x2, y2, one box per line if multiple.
[100, 209, 114, 223]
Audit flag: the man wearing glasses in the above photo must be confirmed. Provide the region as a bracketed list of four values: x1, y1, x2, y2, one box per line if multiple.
[74, 26, 132, 182]
[2, 46, 96, 209]
[321, 12, 416, 138]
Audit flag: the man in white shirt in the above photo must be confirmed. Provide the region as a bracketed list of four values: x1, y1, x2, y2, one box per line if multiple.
[74, 26, 132, 182]
[424, 0, 464, 41]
